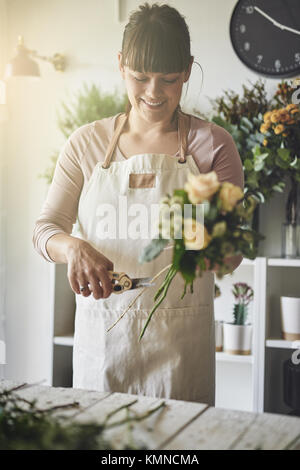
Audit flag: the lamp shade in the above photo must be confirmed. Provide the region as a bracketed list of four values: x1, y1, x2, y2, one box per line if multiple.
[4, 49, 40, 79]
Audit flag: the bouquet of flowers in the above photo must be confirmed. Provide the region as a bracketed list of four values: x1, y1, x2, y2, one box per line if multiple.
[136, 171, 264, 340]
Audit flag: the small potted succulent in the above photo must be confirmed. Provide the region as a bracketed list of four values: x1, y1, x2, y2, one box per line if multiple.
[223, 282, 254, 355]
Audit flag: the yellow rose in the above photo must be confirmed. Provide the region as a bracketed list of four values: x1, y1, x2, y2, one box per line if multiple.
[263, 138, 268, 146]
[270, 112, 280, 123]
[184, 171, 220, 204]
[263, 111, 272, 123]
[219, 182, 244, 212]
[260, 123, 269, 134]
[183, 218, 211, 250]
[286, 103, 298, 111]
[274, 124, 285, 134]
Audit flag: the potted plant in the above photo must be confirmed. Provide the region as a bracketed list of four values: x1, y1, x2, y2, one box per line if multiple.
[198, 79, 298, 237]
[223, 282, 254, 355]
[259, 99, 300, 258]
[39, 82, 127, 184]
[281, 296, 300, 341]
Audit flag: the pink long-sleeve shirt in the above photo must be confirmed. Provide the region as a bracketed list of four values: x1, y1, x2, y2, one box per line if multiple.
[32, 113, 244, 262]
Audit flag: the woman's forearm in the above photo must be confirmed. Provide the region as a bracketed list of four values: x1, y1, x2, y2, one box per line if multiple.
[46, 233, 83, 264]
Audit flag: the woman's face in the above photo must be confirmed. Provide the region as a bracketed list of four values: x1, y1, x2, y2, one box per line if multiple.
[118, 52, 193, 123]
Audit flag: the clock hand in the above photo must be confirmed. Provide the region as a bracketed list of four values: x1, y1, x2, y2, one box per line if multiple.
[254, 6, 300, 36]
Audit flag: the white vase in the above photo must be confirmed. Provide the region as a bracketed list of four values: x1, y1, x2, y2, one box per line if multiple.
[280, 296, 300, 341]
[223, 323, 252, 355]
[215, 320, 223, 352]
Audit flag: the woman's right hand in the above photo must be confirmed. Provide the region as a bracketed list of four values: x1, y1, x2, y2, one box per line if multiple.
[66, 238, 114, 300]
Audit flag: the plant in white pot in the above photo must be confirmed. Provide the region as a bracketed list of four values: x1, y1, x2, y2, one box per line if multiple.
[223, 282, 254, 355]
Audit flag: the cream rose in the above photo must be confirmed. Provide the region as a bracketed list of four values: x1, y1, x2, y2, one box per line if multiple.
[183, 218, 211, 250]
[219, 182, 244, 212]
[184, 171, 220, 204]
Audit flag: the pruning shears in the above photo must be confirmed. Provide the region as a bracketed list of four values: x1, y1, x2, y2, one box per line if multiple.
[108, 271, 155, 294]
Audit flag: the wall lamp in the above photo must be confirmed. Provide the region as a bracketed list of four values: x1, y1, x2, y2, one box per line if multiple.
[4, 36, 66, 79]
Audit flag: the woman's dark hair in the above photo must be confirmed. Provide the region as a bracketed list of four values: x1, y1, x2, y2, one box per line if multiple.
[121, 2, 192, 73]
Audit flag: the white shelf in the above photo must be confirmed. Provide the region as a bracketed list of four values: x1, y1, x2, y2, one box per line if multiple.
[216, 352, 254, 364]
[266, 339, 300, 349]
[267, 258, 300, 267]
[54, 335, 74, 347]
[241, 258, 255, 266]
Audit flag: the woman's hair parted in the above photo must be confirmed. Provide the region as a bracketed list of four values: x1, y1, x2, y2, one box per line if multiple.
[121, 2, 192, 74]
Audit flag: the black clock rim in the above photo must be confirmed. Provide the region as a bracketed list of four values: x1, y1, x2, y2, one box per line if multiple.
[229, 0, 300, 79]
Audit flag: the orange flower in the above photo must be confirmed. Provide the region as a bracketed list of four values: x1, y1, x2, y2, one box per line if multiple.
[290, 108, 299, 114]
[263, 139, 268, 146]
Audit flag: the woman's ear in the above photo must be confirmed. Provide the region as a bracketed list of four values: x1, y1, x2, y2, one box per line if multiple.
[118, 52, 125, 79]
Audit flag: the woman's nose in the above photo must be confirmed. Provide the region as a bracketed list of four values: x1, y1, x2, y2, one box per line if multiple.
[145, 79, 162, 98]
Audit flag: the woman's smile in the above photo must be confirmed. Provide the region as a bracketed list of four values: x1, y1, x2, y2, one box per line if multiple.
[141, 98, 166, 109]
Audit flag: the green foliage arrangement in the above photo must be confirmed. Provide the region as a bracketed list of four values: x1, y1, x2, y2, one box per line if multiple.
[199, 78, 300, 234]
[207, 79, 284, 206]
[39, 83, 127, 184]
[0, 383, 165, 450]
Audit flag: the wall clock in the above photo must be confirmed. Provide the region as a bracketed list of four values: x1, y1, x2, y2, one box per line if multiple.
[230, 0, 300, 78]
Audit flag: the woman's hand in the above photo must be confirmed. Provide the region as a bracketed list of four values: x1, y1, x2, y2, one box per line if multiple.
[66, 238, 114, 300]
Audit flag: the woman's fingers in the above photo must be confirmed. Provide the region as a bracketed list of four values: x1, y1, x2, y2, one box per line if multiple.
[98, 268, 113, 298]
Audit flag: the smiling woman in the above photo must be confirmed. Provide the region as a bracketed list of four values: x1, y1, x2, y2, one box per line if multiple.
[32, 2, 244, 406]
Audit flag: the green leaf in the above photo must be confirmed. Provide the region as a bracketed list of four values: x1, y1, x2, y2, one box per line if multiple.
[277, 148, 290, 161]
[244, 159, 253, 171]
[138, 238, 169, 263]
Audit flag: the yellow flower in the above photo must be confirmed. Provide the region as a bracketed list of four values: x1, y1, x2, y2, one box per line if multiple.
[184, 171, 220, 204]
[270, 112, 280, 123]
[263, 138, 268, 146]
[290, 107, 299, 114]
[286, 103, 298, 111]
[219, 182, 244, 212]
[183, 218, 211, 250]
[274, 124, 285, 134]
[263, 111, 272, 123]
[260, 123, 270, 134]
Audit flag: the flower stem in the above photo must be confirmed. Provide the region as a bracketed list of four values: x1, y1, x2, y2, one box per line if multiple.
[138, 266, 178, 341]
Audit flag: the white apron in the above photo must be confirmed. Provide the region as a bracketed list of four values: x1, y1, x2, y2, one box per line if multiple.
[71, 109, 216, 405]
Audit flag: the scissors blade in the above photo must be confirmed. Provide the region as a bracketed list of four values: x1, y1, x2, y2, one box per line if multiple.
[130, 277, 155, 289]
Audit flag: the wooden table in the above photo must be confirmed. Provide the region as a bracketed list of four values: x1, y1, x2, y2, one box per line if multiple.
[1, 379, 300, 450]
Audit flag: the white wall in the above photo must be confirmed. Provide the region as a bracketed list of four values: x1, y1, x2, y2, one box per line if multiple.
[0, 0, 8, 377]
[2, 0, 283, 383]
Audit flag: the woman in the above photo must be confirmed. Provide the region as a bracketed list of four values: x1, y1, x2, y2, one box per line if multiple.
[33, 3, 244, 406]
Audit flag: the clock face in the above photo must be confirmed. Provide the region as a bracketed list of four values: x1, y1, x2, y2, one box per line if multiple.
[230, 0, 300, 78]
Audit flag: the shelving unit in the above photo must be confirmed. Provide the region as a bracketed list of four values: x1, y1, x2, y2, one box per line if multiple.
[48, 253, 300, 415]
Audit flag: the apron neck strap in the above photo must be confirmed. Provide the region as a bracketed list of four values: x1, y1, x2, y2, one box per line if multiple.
[101, 108, 190, 169]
